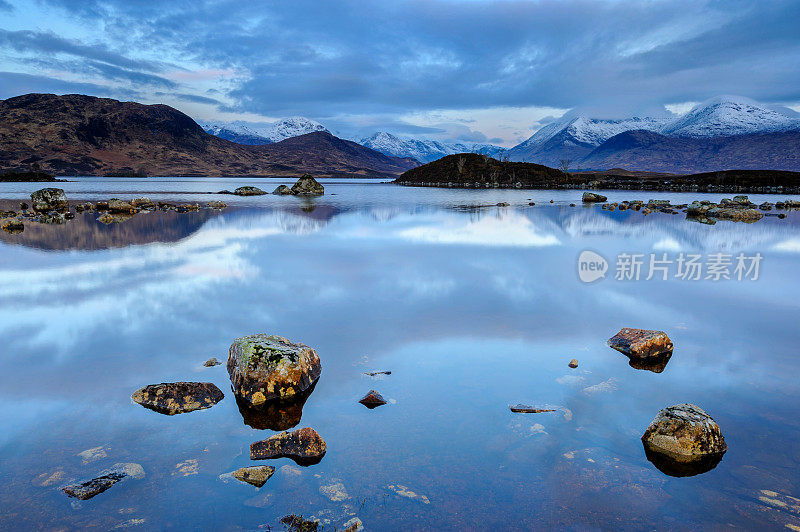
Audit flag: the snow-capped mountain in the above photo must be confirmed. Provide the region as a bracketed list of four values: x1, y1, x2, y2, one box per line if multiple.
[508, 96, 800, 166]
[360, 132, 505, 163]
[660, 95, 800, 138]
[201, 117, 329, 145]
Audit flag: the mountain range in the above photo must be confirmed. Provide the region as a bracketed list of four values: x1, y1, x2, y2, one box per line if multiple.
[508, 96, 800, 170]
[201, 96, 800, 172]
[0, 94, 418, 177]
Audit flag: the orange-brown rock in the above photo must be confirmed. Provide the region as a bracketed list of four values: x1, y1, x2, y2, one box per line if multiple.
[607, 328, 673, 359]
[250, 427, 326, 465]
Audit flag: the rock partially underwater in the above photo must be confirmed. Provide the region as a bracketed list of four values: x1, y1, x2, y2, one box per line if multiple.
[250, 427, 327, 465]
[131, 382, 224, 415]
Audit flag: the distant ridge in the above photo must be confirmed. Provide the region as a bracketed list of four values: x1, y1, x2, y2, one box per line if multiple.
[0, 94, 418, 177]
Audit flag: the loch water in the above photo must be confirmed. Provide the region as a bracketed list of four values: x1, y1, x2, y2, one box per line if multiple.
[1, 178, 799, 530]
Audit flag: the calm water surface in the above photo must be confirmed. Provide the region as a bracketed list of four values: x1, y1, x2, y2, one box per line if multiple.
[1, 178, 799, 530]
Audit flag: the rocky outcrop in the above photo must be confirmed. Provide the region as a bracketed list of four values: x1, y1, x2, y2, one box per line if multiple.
[227, 334, 322, 407]
[233, 186, 267, 196]
[250, 427, 326, 465]
[31, 188, 68, 212]
[291, 174, 324, 195]
[582, 192, 607, 203]
[641, 404, 727, 476]
[608, 328, 673, 359]
[131, 382, 224, 415]
[231, 465, 275, 487]
[273, 185, 293, 195]
[706, 206, 764, 222]
[62, 463, 144, 500]
[358, 390, 387, 408]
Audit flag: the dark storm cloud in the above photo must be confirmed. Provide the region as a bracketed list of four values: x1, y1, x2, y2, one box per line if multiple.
[6, 0, 800, 119]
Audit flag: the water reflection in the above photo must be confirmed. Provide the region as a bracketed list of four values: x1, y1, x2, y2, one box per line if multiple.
[643, 445, 725, 477]
[1, 188, 799, 529]
[236, 382, 317, 431]
[627, 352, 673, 373]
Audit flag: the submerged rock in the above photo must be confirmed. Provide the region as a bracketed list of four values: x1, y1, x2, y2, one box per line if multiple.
[291, 174, 324, 196]
[62, 463, 144, 500]
[281, 515, 319, 531]
[250, 427, 326, 465]
[608, 328, 673, 359]
[131, 382, 224, 415]
[31, 188, 68, 212]
[386, 484, 431, 504]
[233, 186, 267, 196]
[641, 403, 727, 475]
[358, 390, 387, 408]
[231, 465, 275, 487]
[272, 184, 293, 195]
[509, 404, 556, 413]
[582, 192, 607, 203]
[227, 334, 322, 406]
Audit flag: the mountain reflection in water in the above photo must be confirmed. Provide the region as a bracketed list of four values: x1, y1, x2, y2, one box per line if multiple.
[1, 185, 799, 530]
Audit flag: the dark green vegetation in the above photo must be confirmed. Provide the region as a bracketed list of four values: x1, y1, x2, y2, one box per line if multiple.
[0, 170, 63, 182]
[396, 154, 800, 193]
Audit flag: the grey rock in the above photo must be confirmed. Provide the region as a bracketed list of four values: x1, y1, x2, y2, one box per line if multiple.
[31, 188, 67, 212]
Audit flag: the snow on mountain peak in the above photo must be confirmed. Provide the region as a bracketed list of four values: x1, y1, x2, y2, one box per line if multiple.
[660, 96, 800, 138]
[264, 116, 329, 141]
[360, 132, 504, 163]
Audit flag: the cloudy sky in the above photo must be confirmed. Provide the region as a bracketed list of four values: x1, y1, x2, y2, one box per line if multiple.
[1, 0, 799, 145]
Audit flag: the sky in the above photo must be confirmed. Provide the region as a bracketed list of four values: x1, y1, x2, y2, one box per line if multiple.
[0, 0, 799, 146]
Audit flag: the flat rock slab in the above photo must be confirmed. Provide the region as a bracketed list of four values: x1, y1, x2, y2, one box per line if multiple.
[232, 465, 275, 487]
[608, 328, 673, 359]
[62, 463, 144, 500]
[359, 390, 387, 408]
[251, 427, 326, 465]
[132, 382, 224, 415]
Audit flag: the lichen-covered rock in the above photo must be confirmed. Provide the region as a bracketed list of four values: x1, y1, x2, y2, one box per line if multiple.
[130, 197, 156, 209]
[204, 357, 221, 367]
[291, 174, 324, 196]
[642, 404, 727, 463]
[250, 427, 326, 465]
[131, 382, 224, 415]
[227, 334, 322, 406]
[236, 385, 315, 431]
[272, 184, 293, 195]
[582, 192, 607, 203]
[608, 328, 673, 359]
[62, 463, 144, 500]
[358, 390, 387, 409]
[234, 186, 267, 196]
[206, 201, 227, 209]
[568, 358, 578, 368]
[231, 465, 275, 487]
[31, 188, 68, 212]
[108, 198, 136, 213]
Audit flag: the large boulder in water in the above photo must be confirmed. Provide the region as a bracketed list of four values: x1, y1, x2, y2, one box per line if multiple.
[641, 403, 727, 474]
[31, 188, 68, 212]
[608, 328, 673, 359]
[273, 184, 293, 195]
[227, 334, 322, 407]
[582, 192, 607, 203]
[131, 382, 224, 415]
[291, 174, 324, 196]
[234, 186, 267, 196]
